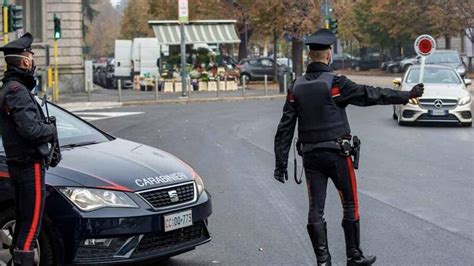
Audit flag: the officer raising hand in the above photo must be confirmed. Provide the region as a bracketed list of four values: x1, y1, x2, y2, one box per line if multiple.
[274, 29, 423, 266]
[0, 33, 58, 266]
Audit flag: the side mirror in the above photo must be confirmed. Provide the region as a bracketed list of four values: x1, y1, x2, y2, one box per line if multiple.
[465, 79, 472, 86]
[392, 78, 402, 86]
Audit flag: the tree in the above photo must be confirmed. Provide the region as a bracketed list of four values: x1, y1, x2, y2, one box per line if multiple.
[427, 0, 466, 49]
[120, 0, 154, 39]
[85, 1, 121, 57]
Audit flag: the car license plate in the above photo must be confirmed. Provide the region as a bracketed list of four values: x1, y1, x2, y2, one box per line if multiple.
[164, 210, 193, 232]
[429, 109, 447, 116]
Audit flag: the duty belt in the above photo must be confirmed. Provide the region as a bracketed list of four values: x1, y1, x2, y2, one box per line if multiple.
[293, 136, 362, 184]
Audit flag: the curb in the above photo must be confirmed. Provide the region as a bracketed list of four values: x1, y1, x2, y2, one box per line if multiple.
[58, 95, 287, 111]
[122, 95, 286, 106]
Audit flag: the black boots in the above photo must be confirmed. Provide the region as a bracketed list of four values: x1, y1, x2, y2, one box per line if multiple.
[342, 220, 376, 266]
[307, 222, 332, 266]
[12, 249, 35, 266]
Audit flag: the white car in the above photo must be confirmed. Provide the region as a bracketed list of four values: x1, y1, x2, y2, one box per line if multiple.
[392, 65, 472, 127]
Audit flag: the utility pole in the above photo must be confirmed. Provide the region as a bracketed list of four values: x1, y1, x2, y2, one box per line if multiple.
[53, 14, 61, 102]
[179, 0, 188, 97]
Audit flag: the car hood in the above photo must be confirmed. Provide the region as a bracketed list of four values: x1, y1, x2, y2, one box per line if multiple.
[404, 83, 469, 99]
[47, 139, 196, 192]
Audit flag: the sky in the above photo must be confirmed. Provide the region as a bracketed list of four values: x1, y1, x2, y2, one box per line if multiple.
[110, 0, 119, 7]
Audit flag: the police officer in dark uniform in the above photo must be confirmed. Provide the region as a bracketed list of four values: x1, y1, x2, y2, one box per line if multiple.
[273, 29, 424, 266]
[0, 33, 58, 265]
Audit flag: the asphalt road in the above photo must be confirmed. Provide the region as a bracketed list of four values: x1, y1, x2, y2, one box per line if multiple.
[86, 94, 474, 265]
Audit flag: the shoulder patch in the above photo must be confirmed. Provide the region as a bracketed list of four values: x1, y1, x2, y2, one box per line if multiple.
[331, 86, 341, 97]
[287, 90, 295, 103]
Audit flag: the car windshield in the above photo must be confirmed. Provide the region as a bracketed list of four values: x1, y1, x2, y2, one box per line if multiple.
[425, 52, 460, 64]
[406, 68, 461, 84]
[0, 99, 110, 152]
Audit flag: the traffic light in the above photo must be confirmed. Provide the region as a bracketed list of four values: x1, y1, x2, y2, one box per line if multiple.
[53, 14, 61, 40]
[8, 5, 23, 32]
[329, 18, 338, 34]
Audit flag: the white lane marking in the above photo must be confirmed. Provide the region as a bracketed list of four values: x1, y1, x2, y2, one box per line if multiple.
[73, 112, 144, 121]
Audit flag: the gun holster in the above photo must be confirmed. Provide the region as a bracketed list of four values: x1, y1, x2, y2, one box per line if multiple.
[350, 136, 361, 169]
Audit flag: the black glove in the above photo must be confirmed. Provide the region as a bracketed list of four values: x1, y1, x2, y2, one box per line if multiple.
[409, 83, 424, 99]
[274, 168, 288, 184]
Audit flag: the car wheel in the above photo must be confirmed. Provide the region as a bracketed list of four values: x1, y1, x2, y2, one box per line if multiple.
[390, 66, 400, 73]
[0, 207, 55, 266]
[354, 66, 361, 72]
[397, 110, 407, 126]
[240, 74, 250, 85]
[461, 122, 472, 127]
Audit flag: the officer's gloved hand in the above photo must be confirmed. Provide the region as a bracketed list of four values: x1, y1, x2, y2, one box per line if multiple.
[274, 167, 288, 184]
[409, 83, 424, 99]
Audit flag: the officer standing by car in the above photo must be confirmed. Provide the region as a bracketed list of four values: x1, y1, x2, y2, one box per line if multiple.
[273, 29, 424, 266]
[0, 33, 58, 265]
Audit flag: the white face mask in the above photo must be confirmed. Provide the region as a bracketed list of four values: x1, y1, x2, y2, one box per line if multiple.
[328, 49, 333, 65]
[5, 54, 35, 72]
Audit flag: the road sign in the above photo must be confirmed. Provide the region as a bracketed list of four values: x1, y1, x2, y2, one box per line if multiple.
[178, 0, 188, 24]
[414, 34, 436, 57]
[414, 34, 436, 83]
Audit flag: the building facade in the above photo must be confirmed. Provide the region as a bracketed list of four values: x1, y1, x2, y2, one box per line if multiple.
[0, 0, 85, 93]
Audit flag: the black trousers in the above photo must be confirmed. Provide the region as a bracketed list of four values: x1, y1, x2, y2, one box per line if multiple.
[7, 161, 46, 252]
[303, 150, 359, 224]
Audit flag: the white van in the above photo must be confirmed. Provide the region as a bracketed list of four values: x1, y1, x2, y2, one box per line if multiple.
[114, 40, 133, 79]
[132, 38, 161, 77]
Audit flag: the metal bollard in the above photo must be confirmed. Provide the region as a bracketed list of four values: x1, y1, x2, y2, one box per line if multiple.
[224, 76, 228, 91]
[155, 77, 159, 101]
[242, 77, 246, 97]
[87, 81, 91, 102]
[216, 78, 220, 98]
[118, 79, 122, 103]
[283, 73, 288, 95]
[264, 75, 268, 96]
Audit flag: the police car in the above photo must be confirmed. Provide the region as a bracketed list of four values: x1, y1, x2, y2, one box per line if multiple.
[0, 101, 212, 265]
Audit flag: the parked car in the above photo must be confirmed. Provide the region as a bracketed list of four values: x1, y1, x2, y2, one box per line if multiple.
[424, 50, 467, 78]
[332, 53, 356, 70]
[351, 54, 380, 71]
[392, 64, 472, 127]
[277, 58, 293, 69]
[0, 100, 213, 265]
[236, 57, 290, 84]
[399, 56, 419, 72]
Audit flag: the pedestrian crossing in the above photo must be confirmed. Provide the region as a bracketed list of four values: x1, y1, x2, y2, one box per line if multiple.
[73, 111, 144, 121]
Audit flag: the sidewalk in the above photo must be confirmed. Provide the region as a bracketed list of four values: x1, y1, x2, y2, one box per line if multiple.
[57, 82, 286, 111]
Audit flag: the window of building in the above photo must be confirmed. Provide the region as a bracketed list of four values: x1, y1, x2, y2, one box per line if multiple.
[16, 0, 43, 42]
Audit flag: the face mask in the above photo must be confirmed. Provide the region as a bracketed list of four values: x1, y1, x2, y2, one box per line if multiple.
[328, 49, 333, 65]
[4, 54, 36, 74]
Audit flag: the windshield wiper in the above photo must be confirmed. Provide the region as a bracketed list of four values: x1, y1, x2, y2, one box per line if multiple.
[61, 141, 100, 148]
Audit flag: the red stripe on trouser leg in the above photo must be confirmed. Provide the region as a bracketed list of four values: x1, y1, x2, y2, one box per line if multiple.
[346, 157, 359, 220]
[23, 163, 41, 251]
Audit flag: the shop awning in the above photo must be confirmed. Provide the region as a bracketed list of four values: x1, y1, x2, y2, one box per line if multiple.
[148, 20, 240, 45]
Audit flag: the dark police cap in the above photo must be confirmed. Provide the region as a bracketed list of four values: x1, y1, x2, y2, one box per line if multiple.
[0, 32, 34, 55]
[304, 29, 336, 51]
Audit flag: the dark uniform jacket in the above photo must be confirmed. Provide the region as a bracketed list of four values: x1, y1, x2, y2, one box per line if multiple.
[0, 67, 55, 163]
[274, 62, 410, 169]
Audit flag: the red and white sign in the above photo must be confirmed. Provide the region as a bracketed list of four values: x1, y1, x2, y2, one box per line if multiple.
[414, 35, 436, 57]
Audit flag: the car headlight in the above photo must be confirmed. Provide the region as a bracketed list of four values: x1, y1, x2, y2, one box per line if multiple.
[59, 187, 138, 211]
[459, 96, 471, 105]
[457, 65, 466, 75]
[193, 173, 205, 195]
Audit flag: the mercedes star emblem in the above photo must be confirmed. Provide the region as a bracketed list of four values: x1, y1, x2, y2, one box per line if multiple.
[433, 99, 443, 109]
